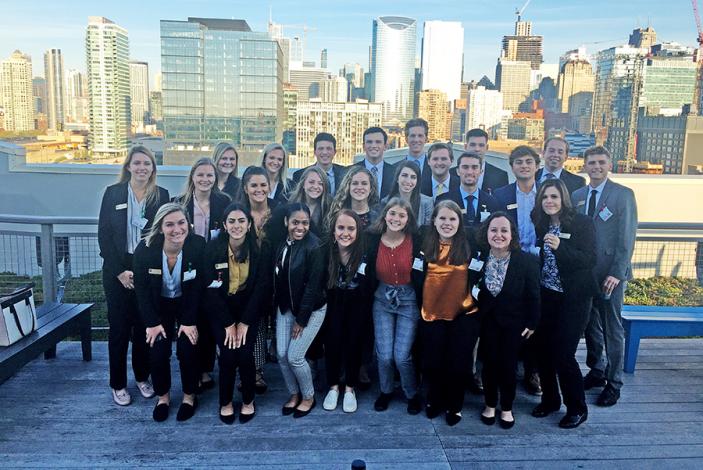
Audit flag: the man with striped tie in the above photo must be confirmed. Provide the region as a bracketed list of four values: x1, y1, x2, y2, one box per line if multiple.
[421, 142, 459, 200]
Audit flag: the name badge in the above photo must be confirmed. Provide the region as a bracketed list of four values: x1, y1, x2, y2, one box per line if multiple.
[469, 258, 484, 272]
[357, 262, 367, 275]
[412, 258, 424, 271]
[480, 211, 490, 222]
[207, 280, 223, 289]
[138, 217, 148, 230]
[471, 285, 480, 299]
[115, 203, 127, 210]
[599, 206, 613, 222]
[183, 270, 197, 282]
[461, 207, 467, 214]
[215, 262, 228, 270]
[148, 268, 162, 275]
[558, 233, 571, 240]
[210, 228, 221, 240]
[507, 203, 518, 210]
[576, 200, 585, 207]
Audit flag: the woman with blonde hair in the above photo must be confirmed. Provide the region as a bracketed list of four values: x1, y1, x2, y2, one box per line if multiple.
[212, 142, 241, 201]
[326, 166, 380, 231]
[283, 166, 331, 239]
[260, 143, 291, 204]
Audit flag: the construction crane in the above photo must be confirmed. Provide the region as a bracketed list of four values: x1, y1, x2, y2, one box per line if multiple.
[690, 0, 703, 115]
[515, 0, 532, 21]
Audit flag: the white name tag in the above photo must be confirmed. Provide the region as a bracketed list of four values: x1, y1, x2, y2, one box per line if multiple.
[558, 233, 571, 240]
[469, 258, 484, 272]
[115, 203, 127, 210]
[461, 207, 467, 215]
[599, 206, 613, 222]
[210, 228, 221, 240]
[138, 217, 148, 230]
[471, 285, 480, 299]
[507, 203, 518, 210]
[480, 211, 490, 222]
[215, 262, 228, 270]
[357, 262, 367, 275]
[207, 280, 223, 289]
[148, 268, 162, 275]
[412, 258, 424, 271]
[576, 200, 585, 207]
[183, 270, 197, 282]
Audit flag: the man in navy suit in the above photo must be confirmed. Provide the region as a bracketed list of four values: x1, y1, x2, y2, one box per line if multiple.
[464, 128, 509, 194]
[353, 127, 395, 199]
[396, 118, 432, 183]
[292, 132, 347, 195]
[572, 146, 638, 407]
[536, 137, 586, 195]
[422, 142, 460, 200]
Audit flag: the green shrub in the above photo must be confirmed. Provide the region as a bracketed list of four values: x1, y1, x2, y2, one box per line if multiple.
[625, 277, 703, 307]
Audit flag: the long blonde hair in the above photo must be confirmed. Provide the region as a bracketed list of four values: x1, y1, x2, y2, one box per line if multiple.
[144, 202, 190, 247]
[178, 157, 221, 208]
[118, 145, 159, 207]
[288, 166, 331, 221]
[326, 166, 379, 230]
[260, 142, 289, 184]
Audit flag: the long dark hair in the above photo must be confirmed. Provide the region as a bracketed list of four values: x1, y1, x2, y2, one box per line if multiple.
[237, 166, 271, 210]
[423, 200, 470, 265]
[387, 160, 421, 218]
[220, 202, 258, 263]
[326, 209, 365, 289]
[476, 211, 521, 252]
[530, 178, 575, 237]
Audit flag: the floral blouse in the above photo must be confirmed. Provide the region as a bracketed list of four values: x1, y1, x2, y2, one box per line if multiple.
[541, 224, 564, 293]
[485, 252, 511, 297]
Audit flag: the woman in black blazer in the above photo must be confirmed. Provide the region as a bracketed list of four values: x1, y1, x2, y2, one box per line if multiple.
[98, 146, 169, 407]
[260, 143, 291, 204]
[213, 142, 241, 201]
[530, 178, 597, 429]
[203, 202, 271, 424]
[172, 157, 231, 391]
[133, 203, 206, 422]
[476, 212, 540, 429]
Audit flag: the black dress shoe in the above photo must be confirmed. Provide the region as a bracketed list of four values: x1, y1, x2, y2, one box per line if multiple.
[176, 398, 198, 422]
[583, 373, 606, 390]
[531, 402, 561, 418]
[445, 412, 462, 426]
[559, 411, 588, 429]
[374, 392, 393, 412]
[239, 410, 256, 424]
[596, 384, 620, 407]
[499, 416, 515, 429]
[425, 403, 441, 419]
[480, 413, 496, 425]
[219, 411, 236, 425]
[407, 395, 422, 415]
[523, 373, 542, 396]
[293, 399, 316, 418]
[153, 402, 170, 422]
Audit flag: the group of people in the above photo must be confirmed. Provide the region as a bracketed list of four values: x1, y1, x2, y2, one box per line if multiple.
[98, 118, 638, 430]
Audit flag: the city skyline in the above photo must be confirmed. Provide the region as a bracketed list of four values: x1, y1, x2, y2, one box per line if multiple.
[1, 0, 695, 85]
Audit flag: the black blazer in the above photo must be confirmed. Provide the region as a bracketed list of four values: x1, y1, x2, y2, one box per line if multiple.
[220, 175, 241, 202]
[435, 188, 501, 229]
[98, 182, 170, 279]
[292, 163, 348, 195]
[353, 159, 395, 199]
[202, 234, 271, 329]
[536, 168, 586, 195]
[364, 232, 425, 303]
[271, 178, 291, 204]
[172, 191, 232, 242]
[481, 163, 509, 194]
[478, 250, 541, 330]
[420, 171, 460, 199]
[535, 213, 598, 299]
[133, 234, 207, 328]
[272, 232, 326, 326]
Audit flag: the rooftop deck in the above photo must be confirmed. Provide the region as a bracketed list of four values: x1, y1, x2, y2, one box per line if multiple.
[1, 339, 702, 468]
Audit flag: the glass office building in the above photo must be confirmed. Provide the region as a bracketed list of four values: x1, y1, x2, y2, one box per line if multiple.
[161, 18, 283, 165]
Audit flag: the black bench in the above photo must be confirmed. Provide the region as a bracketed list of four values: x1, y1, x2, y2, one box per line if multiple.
[0, 302, 93, 384]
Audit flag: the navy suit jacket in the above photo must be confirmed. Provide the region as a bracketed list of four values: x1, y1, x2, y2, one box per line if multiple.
[420, 172, 460, 199]
[481, 163, 509, 194]
[353, 159, 395, 199]
[492, 182, 520, 227]
[435, 187, 501, 229]
[536, 168, 586, 195]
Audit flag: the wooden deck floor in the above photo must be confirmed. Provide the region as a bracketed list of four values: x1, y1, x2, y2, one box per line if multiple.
[1, 339, 702, 469]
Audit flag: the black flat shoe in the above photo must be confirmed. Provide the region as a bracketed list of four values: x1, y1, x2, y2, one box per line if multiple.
[531, 402, 561, 418]
[293, 399, 316, 418]
[445, 412, 462, 426]
[499, 416, 515, 429]
[407, 395, 422, 415]
[176, 398, 198, 422]
[282, 397, 300, 416]
[425, 404, 441, 419]
[374, 392, 393, 412]
[596, 385, 620, 407]
[239, 410, 256, 424]
[480, 413, 496, 425]
[153, 403, 170, 422]
[559, 411, 588, 429]
[219, 411, 236, 425]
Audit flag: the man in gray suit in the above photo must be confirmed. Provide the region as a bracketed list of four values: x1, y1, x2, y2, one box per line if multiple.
[571, 146, 638, 407]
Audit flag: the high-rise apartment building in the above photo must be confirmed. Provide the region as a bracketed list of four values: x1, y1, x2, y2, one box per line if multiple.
[1, 50, 34, 132]
[417, 89, 451, 141]
[161, 17, 284, 165]
[129, 61, 150, 133]
[44, 49, 65, 130]
[32, 77, 47, 116]
[495, 58, 532, 112]
[66, 69, 89, 123]
[320, 49, 328, 69]
[342, 63, 364, 88]
[466, 86, 504, 139]
[293, 99, 382, 167]
[320, 76, 348, 102]
[149, 91, 162, 122]
[557, 48, 595, 133]
[282, 84, 298, 154]
[289, 67, 329, 101]
[421, 21, 464, 103]
[86, 16, 130, 159]
[370, 16, 417, 123]
[502, 19, 543, 70]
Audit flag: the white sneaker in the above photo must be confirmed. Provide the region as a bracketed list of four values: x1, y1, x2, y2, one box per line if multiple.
[343, 390, 357, 413]
[136, 380, 155, 398]
[323, 389, 339, 411]
[112, 388, 132, 406]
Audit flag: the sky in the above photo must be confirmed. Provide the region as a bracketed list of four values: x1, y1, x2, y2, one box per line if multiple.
[0, 0, 696, 86]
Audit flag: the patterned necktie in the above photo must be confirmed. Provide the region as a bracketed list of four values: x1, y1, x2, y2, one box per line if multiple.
[545, 172, 555, 180]
[436, 183, 446, 196]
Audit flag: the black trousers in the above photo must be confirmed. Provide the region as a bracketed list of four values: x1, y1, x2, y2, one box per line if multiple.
[149, 297, 199, 397]
[324, 288, 368, 388]
[536, 288, 592, 415]
[420, 313, 481, 414]
[197, 306, 217, 377]
[215, 296, 258, 406]
[104, 261, 149, 390]
[480, 314, 523, 411]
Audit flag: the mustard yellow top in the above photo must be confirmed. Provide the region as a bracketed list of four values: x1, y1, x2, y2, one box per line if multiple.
[421, 242, 477, 321]
[228, 245, 250, 295]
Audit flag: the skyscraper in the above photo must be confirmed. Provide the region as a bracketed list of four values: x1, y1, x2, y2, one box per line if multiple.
[370, 16, 417, 123]
[629, 26, 657, 50]
[495, 58, 532, 112]
[557, 48, 595, 133]
[289, 67, 329, 101]
[86, 16, 130, 159]
[640, 46, 697, 114]
[320, 49, 328, 69]
[32, 77, 47, 116]
[417, 89, 451, 141]
[44, 49, 65, 130]
[466, 85, 504, 139]
[66, 69, 88, 124]
[320, 76, 348, 102]
[161, 17, 284, 165]
[1, 50, 34, 132]
[502, 19, 543, 70]
[421, 20, 464, 103]
[129, 61, 150, 133]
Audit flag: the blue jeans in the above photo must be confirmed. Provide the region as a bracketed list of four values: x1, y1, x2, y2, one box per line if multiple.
[372, 283, 419, 398]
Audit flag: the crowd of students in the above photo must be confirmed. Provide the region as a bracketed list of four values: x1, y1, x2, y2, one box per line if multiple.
[98, 118, 638, 429]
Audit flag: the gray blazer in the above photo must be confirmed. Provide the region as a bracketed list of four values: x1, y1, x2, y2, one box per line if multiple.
[572, 179, 638, 282]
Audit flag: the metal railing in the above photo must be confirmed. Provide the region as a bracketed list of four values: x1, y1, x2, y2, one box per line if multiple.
[1, 215, 702, 333]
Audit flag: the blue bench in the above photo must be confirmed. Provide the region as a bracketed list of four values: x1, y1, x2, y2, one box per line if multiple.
[622, 305, 703, 373]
